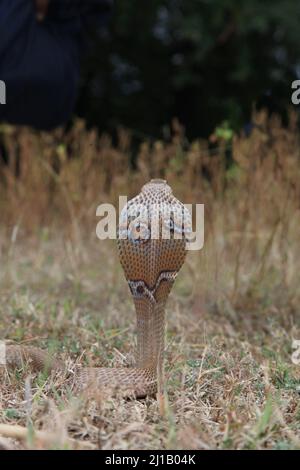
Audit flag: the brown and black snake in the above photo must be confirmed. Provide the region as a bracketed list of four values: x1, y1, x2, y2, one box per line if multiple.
[4, 179, 191, 398]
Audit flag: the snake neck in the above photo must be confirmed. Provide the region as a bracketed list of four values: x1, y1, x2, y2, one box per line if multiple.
[135, 300, 165, 372]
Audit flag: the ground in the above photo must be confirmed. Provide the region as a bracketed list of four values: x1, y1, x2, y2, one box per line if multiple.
[0, 233, 299, 450]
[0, 113, 300, 449]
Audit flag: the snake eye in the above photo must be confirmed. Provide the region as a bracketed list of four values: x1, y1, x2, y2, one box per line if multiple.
[128, 221, 150, 244]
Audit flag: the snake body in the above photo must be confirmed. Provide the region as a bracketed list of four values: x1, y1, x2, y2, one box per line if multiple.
[4, 180, 190, 397]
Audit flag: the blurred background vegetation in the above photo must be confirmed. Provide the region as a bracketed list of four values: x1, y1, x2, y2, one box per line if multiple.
[77, 0, 300, 140]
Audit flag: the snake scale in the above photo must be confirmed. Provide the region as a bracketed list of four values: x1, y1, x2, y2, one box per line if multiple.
[4, 180, 191, 398]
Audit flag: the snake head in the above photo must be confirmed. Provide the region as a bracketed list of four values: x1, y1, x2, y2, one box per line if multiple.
[117, 180, 191, 305]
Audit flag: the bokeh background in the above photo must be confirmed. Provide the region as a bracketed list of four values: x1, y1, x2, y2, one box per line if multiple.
[77, 0, 300, 140]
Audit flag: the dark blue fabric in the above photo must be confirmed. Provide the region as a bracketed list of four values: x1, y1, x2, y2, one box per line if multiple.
[0, 0, 112, 130]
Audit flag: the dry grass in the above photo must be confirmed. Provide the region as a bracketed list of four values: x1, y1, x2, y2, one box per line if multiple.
[0, 111, 300, 449]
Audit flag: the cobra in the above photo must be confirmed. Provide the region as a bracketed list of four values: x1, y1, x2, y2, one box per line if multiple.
[4, 180, 191, 398]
